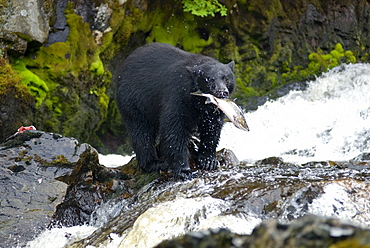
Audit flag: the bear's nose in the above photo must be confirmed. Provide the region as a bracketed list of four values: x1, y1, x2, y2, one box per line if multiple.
[216, 90, 229, 98]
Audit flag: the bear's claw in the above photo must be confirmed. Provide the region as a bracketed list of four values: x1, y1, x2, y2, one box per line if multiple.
[197, 156, 219, 170]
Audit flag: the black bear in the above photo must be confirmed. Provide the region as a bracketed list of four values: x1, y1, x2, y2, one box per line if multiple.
[116, 43, 236, 177]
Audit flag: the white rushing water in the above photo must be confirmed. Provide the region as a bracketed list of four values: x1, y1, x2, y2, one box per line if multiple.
[219, 63, 370, 164]
[26, 63, 370, 248]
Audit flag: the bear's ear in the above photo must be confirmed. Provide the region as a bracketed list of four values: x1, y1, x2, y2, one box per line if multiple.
[227, 61, 235, 71]
[186, 66, 203, 79]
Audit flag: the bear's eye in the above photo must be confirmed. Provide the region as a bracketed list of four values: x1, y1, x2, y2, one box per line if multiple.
[223, 75, 230, 82]
[205, 77, 215, 83]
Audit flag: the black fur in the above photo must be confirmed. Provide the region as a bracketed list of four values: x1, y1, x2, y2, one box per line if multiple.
[116, 43, 236, 177]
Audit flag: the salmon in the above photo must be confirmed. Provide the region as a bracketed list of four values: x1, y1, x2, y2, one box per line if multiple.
[191, 92, 249, 132]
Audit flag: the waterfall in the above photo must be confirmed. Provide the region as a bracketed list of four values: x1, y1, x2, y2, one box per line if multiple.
[219, 63, 370, 164]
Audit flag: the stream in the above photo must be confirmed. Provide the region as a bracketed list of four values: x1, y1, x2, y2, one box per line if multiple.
[25, 63, 370, 248]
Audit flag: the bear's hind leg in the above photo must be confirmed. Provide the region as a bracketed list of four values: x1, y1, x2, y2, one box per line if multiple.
[125, 117, 168, 173]
[158, 111, 193, 178]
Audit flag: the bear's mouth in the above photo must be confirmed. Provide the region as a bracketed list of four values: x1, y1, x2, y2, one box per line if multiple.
[214, 90, 230, 99]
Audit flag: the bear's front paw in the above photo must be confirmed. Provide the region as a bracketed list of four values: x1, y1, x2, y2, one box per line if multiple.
[197, 156, 219, 170]
[173, 166, 193, 180]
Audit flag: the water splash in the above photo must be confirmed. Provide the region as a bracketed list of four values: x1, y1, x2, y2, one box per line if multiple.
[26, 225, 97, 248]
[119, 197, 259, 248]
[219, 63, 370, 163]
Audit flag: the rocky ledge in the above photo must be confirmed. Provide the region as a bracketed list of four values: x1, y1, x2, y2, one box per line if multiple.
[1, 130, 370, 248]
[0, 130, 128, 247]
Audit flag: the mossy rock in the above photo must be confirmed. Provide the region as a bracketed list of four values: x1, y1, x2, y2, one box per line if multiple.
[11, 3, 111, 148]
[0, 58, 35, 142]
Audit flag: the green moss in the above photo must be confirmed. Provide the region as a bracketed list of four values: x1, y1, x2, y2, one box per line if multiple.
[0, 58, 32, 99]
[279, 43, 356, 84]
[233, 78, 259, 103]
[90, 55, 105, 76]
[13, 60, 49, 108]
[142, 11, 213, 53]
[21, 2, 105, 78]
[99, 3, 144, 62]
[234, 43, 358, 106]
[90, 85, 109, 119]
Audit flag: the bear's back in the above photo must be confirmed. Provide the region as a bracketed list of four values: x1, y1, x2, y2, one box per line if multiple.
[118, 43, 215, 98]
[123, 43, 214, 71]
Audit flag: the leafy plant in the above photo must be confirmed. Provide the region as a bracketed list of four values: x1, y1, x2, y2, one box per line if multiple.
[282, 43, 356, 83]
[182, 0, 227, 17]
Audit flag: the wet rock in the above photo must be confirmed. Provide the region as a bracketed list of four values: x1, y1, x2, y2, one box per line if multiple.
[155, 228, 245, 248]
[4, 130, 370, 248]
[68, 157, 370, 248]
[217, 148, 240, 168]
[155, 215, 370, 248]
[0, 131, 80, 246]
[49, 147, 130, 228]
[0, 130, 109, 247]
[245, 215, 370, 248]
[5, 132, 237, 247]
[351, 152, 370, 162]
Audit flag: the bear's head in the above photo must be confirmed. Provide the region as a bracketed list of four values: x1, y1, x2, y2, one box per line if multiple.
[187, 61, 236, 98]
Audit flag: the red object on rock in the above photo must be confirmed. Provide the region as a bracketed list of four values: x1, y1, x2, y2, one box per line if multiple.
[17, 126, 36, 134]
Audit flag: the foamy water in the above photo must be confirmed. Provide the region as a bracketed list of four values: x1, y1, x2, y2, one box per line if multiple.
[219, 63, 370, 163]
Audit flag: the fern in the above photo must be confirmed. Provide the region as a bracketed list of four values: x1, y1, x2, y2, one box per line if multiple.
[182, 0, 227, 17]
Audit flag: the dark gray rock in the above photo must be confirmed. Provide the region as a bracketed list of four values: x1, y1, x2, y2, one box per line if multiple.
[155, 215, 370, 248]
[0, 130, 97, 247]
[46, 0, 69, 45]
[244, 215, 370, 248]
[0, 29, 28, 55]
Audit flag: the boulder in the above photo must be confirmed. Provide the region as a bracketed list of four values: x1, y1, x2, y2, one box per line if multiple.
[155, 215, 370, 248]
[1, 0, 52, 44]
[0, 130, 99, 247]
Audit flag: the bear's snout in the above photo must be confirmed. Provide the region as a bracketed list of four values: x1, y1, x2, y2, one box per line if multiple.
[215, 90, 229, 98]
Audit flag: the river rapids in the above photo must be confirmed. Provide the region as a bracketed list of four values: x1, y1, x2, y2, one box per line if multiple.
[26, 63, 370, 248]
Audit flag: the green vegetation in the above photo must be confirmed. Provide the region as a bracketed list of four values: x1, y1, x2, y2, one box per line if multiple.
[181, 0, 228, 17]
[234, 43, 358, 106]
[12, 60, 49, 108]
[142, 11, 213, 53]
[0, 58, 32, 100]
[282, 43, 356, 83]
